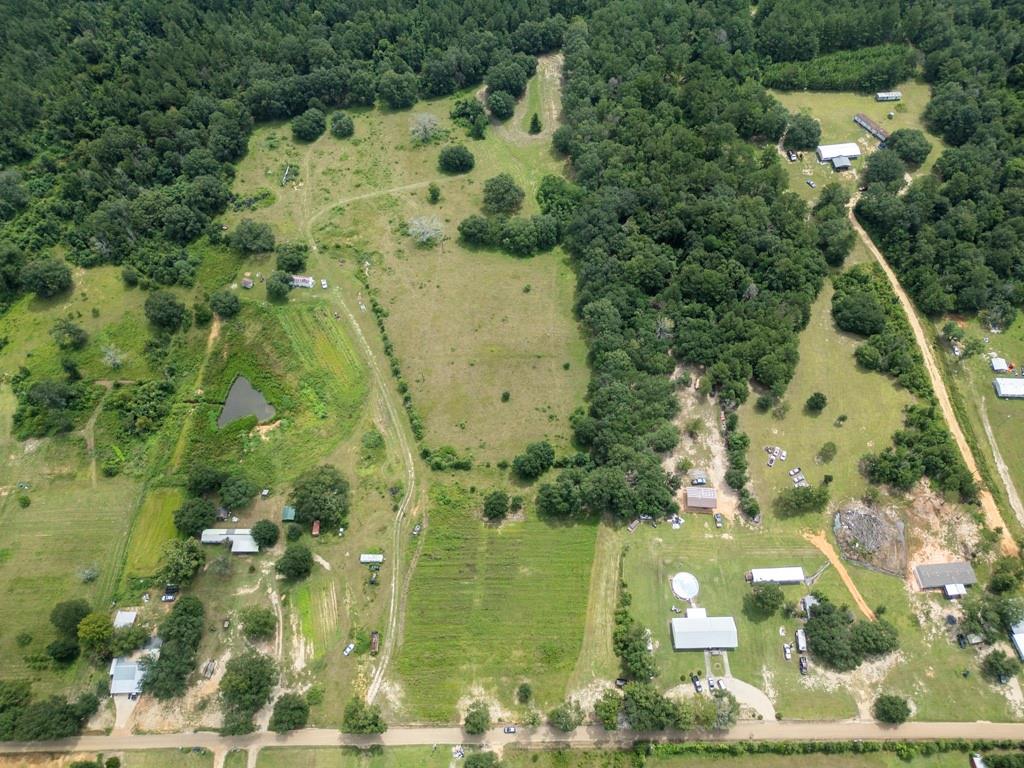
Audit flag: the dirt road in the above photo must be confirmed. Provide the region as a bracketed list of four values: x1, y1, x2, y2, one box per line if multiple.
[6, 720, 1024, 761]
[804, 531, 875, 620]
[848, 203, 1018, 556]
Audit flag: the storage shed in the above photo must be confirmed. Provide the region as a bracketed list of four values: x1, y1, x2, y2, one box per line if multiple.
[281, 505, 297, 522]
[113, 610, 138, 629]
[684, 486, 718, 510]
[360, 553, 385, 564]
[831, 156, 852, 171]
[995, 378, 1024, 398]
[992, 357, 1009, 372]
[875, 91, 902, 101]
[854, 112, 890, 141]
[747, 567, 805, 585]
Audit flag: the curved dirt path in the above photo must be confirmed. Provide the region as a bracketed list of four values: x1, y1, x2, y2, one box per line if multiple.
[848, 201, 1018, 556]
[300, 147, 423, 705]
[804, 531, 875, 620]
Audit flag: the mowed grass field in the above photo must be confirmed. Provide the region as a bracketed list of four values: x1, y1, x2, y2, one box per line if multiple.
[0, 384, 144, 690]
[258, 747, 452, 768]
[770, 80, 945, 203]
[120, 487, 183, 584]
[222, 74, 588, 462]
[737, 279, 914, 508]
[394, 484, 597, 721]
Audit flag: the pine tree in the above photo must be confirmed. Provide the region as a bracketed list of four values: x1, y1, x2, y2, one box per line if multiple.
[529, 113, 542, 134]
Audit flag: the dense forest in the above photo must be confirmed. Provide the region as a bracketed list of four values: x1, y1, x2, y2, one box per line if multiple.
[0, 0, 570, 303]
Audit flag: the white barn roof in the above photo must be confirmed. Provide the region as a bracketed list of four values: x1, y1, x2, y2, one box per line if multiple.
[750, 567, 805, 584]
[670, 612, 738, 650]
[991, 357, 1009, 372]
[200, 528, 259, 554]
[360, 553, 385, 564]
[994, 378, 1024, 398]
[684, 486, 717, 509]
[113, 610, 138, 629]
[817, 143, 862, 161]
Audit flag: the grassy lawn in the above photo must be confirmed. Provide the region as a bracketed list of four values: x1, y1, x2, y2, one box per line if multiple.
[770, 79, 946, 203]
[394, 484, 597, 721]
[120, 751, 214, 767]
[503, 750, 979, 768]
[223, 79, 588, 463]
[224, 751, 248, 768]
[737, 280, 914, 508]
[120, 487, 184, 584]
[258, 747, 453, 768]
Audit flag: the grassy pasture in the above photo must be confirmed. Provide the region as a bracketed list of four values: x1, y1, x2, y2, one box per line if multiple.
[503, 750, 979, 768]
[223, 84, 588, 462]
[770, 79, 945, 202]
[120, 487, 184, 583]
[258, 747, 451, 768]
[394, 484, 597, 721]
[737, 279, 914, 509]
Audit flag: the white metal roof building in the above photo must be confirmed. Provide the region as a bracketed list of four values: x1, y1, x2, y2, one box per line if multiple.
[816, 143, 862, 162]
[994, 378, 1024, 398]
[360, 553, 385, 564]
[113, 610, 138, 629]
[991, 357, 1009, 372]
[876, 91, 902, 101]
[670, 608, 738, 650]
[748, 567, 805, 585]
[1011, 621, 1024, 661]
[109, 657, 146, 696]
[684, 486, 717, 510]
[200, 529, 259, 554]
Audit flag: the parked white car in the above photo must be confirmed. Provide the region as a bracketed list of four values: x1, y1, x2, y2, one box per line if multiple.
[343, 642, 356, 656]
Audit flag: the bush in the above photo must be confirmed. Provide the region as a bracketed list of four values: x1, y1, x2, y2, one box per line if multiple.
[981, 650, 1021, 682]
[51, 318, 88, 351]
[21, 257, 72, 298]
[269, 692, 309, 732]
[144, 291, 187, 331]
[864, 149, 906, 186]
[805, 392, 827, 413]
[209, 290, 240, 318]
[267, 270, 292, 301]
[330, 112, 354, 139]
[286, 524, 302, 542]
[292, 108, 326, 142]
[482, 173, 525, 215]
[220, 474, 257, 510]
[529, 113, 542, 134]
[276, 544, 313, 580]
[747, 583, 785, 617]
[548, 699, 584, 731]
[774, 485, 830, 517]
[516, 682, 532, 703]
[251, 520, 280, 548]
[51, 599, 91, 638]
[784, 113, 821, 150]
[219, 651, 277, 727]
[439, 145, 475, 174]
[173, 497, 216, 538]
[46, 637, 81, 664]
[463, 700, 491, 734]
[342, 696, 387, 733]
[276, 242, 308, 273]
[483, 490, 509, 520]
[872, 694, 910, 724]
[228, 219, 275, 253]
[487, 90, 515, 121]
[240, 606, 277, 641]
[512, 441, 555, 480]
[886, 129, 931, 166]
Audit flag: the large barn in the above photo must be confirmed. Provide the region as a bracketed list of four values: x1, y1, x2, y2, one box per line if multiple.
[670, 608, 738, 650]
[994, 378, 1024, 398]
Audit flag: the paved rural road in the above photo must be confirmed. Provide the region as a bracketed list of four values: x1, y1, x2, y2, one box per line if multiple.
[5, 721, 1024, 758]
[848, 199, 1019, 556]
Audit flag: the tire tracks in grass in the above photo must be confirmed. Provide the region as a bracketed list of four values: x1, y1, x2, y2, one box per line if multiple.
[300, 144, 424, 706]
[803, 530, 875, 621]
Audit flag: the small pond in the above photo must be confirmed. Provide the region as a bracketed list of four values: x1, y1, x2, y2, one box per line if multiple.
[218, 376, 276, 428]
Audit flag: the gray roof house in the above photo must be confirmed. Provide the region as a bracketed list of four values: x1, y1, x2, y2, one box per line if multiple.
[109, 657, 146, 696]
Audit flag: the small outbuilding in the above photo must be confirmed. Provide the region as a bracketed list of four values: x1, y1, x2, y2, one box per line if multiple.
[684, 486, 717, 510]
[360, 553, 385, 564]
[831, 156, 852, 171]
[109, 658, 146, 696]
[854, 113, 890, 141]
[991, 357, 1009, 372]
[914, 562, 978, 595]
[240, 278, 254, 289]
[801, 594, 820, 618]
[994, 378, 1024, 398]
[281, 505, 297, 522]
[817, 143, 862, 162]
[113, 610, 138, 629]
[875, 91, 902, 102]
[747, 567, 805, 585]
[795, 628, 808, 653]
[670, 608, 738, 650]
[291, 275, 315, 289]
[312, 520, 320, 537]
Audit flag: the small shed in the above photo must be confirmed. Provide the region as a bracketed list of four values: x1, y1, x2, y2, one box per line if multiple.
[802, 594, 820, 618]
[360, 554, 385, 564]
[831, 156, 852, 171]
[370, 630, 380, 655]
[991, 357, 1010, 372]
[241, 278, 254, 289]
[994, 378, 1024, 398]
[282, 506, 297, 522]
[291, 275, 315, 288]
[875, 91, 902, 102]
[747, 567, 805, 585]
[113, 610, 138, 629]
[684, 486, 718, 510]
[312, 520, 320, 537]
